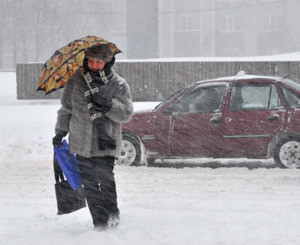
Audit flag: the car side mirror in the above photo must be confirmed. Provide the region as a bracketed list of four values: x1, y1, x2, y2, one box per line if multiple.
[163, 106, 175, 115]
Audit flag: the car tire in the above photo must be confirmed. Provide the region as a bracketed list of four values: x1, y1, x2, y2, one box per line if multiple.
[274, 136, 300, 169]
[117, 133, 142, 166]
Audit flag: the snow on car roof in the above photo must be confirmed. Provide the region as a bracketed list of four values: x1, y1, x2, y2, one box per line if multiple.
[195, 71, 283, 84]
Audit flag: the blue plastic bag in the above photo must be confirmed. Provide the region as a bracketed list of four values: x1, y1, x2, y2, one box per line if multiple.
[54, 140, 82, 190]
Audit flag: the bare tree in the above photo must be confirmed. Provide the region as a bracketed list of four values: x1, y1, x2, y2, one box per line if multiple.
[0, 0, 13, 68]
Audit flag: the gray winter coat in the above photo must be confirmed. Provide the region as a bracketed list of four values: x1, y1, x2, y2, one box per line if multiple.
[55, 70, 134, 158]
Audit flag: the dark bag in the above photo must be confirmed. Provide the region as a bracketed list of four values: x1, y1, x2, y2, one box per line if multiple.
[54, 152, 86, 215]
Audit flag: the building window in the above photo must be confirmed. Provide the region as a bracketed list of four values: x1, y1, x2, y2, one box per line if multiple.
[181, 14, 193, 31]
[221, 15, 242, 32]
[262, 15, 282, 32]
[174, 13, 201, 32]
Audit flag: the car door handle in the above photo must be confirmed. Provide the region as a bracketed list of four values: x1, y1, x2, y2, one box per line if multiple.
[268, 114, 279, 121]
[210, 116, 222, 125]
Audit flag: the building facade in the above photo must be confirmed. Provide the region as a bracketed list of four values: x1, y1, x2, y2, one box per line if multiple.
[6, 0, 300, 69]
[158, 0, 300, 58]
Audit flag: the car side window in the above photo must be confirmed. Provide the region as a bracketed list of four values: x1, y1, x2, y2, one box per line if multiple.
[229, 83, 282, 111]
[169, 85, 226, 114]
[281, 87, 300, 108]
[269, 84, 282, 108]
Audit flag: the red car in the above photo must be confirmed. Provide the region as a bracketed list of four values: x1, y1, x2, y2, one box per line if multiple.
[118, 72, 300, 168]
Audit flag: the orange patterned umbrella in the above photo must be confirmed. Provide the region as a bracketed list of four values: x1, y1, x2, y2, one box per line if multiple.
[37, 35, 121, 94]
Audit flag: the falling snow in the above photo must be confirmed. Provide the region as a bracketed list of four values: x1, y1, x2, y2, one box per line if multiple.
[1, 70, 300, 244]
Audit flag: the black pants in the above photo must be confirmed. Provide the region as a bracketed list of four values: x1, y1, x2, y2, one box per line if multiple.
[77, 155, 119, 227]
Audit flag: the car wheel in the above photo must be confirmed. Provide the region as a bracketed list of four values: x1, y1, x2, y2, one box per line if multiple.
[274, 136, 300, 168]
[117, 133, 141, 166]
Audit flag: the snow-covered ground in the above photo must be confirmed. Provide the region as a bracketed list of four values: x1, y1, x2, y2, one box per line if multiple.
[1, 72, 300, 245]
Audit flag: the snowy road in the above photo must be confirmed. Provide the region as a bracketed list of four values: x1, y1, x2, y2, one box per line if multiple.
[1, 157, 300, 245]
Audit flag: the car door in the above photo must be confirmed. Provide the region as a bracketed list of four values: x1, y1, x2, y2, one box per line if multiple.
[279, 82, 300, 131]
[167, 84, 227, 157]
[222, 81, 287, 158]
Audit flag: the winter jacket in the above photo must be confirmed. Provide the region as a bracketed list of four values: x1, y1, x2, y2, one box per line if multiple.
[55, 70, 134, 158]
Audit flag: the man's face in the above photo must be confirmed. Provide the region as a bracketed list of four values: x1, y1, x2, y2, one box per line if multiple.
[88, 57, 106, 72]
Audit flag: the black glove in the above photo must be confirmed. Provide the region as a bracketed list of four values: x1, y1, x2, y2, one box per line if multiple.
[52, 130, 68, 149]
[91, 93, 113, 113]
[98, 136, 116, 150]
[94, 119, 116, 150]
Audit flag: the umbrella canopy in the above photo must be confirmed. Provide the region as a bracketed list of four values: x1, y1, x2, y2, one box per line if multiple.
[37, 35, 121, 94]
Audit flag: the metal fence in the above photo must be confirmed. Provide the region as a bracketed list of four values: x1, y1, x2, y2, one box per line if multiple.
[16, 61, 300, 101]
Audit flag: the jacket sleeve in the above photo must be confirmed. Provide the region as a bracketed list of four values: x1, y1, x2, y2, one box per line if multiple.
[55, 78, 74, 133]
[105, 77, 134, 123]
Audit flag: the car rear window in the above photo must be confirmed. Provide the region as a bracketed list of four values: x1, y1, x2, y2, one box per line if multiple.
[229, 83, 282, 110]
[281, 86, 300, 108]
[283, 79, 300, 91]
